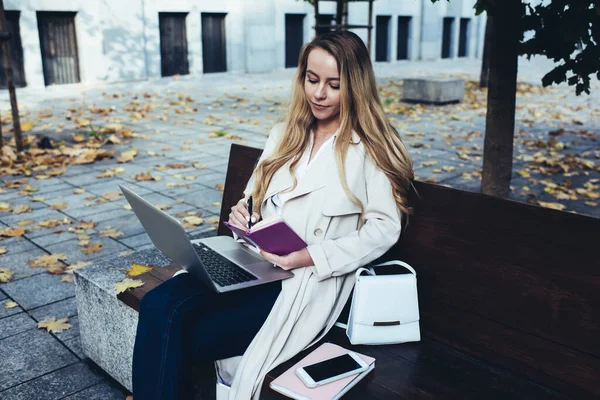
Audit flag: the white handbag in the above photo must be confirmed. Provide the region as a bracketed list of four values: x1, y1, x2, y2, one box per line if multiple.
[335, 260, 421, 345]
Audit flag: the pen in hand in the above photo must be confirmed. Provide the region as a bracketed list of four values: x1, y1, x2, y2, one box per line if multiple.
[247, 196, 253, 230]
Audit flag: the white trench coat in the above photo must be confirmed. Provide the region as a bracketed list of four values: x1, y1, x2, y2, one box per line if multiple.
[218, 123, 403, 399]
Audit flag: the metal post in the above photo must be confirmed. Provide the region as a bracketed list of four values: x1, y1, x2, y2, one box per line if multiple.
[314, 0, 319, 38]
[0, 0, 22, 153]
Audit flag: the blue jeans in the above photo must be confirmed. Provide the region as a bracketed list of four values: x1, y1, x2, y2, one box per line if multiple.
[132, 273, 281, 400]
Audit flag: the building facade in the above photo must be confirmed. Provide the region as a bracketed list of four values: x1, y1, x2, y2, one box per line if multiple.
[2, 0, 486, 89]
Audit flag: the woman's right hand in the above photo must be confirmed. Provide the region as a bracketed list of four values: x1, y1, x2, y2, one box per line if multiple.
[229, 199, 260, 230]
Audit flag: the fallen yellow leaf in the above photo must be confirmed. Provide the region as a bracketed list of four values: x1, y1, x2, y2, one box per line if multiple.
[103, 191, 121, 200]
[538, 202, 566, 211]
[65, 261, 92, 273]
[0, 202, 10, 212]
[21, 121, 35, 131]
[183, 216, 204, 226]
[81, 242, 103, 255]
[27, 253, 67, 268]
[4, 301, 18, 309]
[0, 227, 26, 237]
[61, 275, 74, 283]
[126, 262, 154, 278]
[0, 247, 6, 255]
[0, 267, 14, 283]
[12, 204, 32, 214]
[49, 202, 68, 210]
[114, 278, 145, 294]
[38, 317, 73, 333]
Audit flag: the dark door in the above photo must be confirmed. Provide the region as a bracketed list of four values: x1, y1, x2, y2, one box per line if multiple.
[159, 13, 189, 77]
[202, 13, 227, 73]
[441, 17, 454, 59]
[316, 14, 333, 36]
[459, 18, 470, 57]
[0, 11, 26, 88]
[397, 16, 411, 60]
[37, 12, 80, 85]
[285, 14, 304, 68]
[375, 16, 391, 62]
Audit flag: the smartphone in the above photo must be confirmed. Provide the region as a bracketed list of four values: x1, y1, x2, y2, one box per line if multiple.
[295, 352, 369, 388]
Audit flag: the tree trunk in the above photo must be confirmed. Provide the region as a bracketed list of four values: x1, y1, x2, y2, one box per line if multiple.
[480, 3, 521, 198]
[0, 0, 23, 153]
[479, 16, 493, 88]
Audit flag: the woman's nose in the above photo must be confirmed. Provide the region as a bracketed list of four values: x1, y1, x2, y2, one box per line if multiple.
[315, 86, 327, 100]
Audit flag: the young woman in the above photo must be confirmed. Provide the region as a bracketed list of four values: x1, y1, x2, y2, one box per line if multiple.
[132, 30, 413, 399]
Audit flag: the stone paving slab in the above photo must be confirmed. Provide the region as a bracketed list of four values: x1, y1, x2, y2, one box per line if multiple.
[2, 273, 75, 310]
[64, 336, 85, 359]
[0, 299, 24, 319]
[0, 290, 6, 301]
[0, 237, 38, 255]
[0, 329, 78, 391]
[0, 247, 50, 282]
[44, 237, 132, 265]
[61, 202, 130, 220]
[61, 380, 130, 400]
[177, 187, 225, 216]
[117, 232, 153, 249]
[30, 230, 93, 248]
[0, 208, 68, 227]
[0, 361, 105, 400]
[28, 296, 78, 322]
[0, 312, 37, 340]
[54, 316, 80, 342]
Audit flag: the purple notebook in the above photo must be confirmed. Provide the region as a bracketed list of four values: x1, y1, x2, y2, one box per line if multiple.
[224, 216, 307, 256]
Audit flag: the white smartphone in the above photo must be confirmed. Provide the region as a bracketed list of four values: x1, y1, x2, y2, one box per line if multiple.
[295, 351, 369, 388]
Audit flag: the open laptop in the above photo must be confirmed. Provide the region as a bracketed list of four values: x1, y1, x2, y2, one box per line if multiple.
[119, 184, 293, 293]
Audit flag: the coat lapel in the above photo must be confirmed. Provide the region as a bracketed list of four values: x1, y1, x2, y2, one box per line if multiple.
[262, 130, 361, 208]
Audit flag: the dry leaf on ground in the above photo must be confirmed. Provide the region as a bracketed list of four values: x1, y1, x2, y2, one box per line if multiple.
[38, 317, 73, 334]
[103, 191, 121, 200]
[183, 216, 204, 226]
[538, 201, 566, 211]
[0, 267, 14, 283]
[4, 301, 18, 309]
[0, 247, 7, 255]
[12, 204, 32, 214]
[82, 242, 103, 255]
[65, 261, 92, 273]
[61, 275, 74, 283]
[114, 278, 145, 294]
[99, 227, 124, 239]
[27, 253, 67, 268]
[0, 227, 25, 237]
[126, 262, 154, 278]
[49, 202, 68, 210]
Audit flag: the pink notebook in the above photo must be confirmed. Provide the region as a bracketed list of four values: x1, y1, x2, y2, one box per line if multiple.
[224, 215, 307, 256]
[269, 343, 375, 400]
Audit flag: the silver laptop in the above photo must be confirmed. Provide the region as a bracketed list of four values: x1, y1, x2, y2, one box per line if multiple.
[119, 185, 293, 293]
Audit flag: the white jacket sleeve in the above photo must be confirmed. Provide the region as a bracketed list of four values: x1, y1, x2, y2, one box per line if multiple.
[306, 157, 402, 281]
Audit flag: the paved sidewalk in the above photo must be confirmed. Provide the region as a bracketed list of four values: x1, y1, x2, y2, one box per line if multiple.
[0, 57, 598, 399]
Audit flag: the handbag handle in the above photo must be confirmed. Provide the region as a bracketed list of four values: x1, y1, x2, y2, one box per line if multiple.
[334, 261, 416, 331]
[372, 260, 416, 276]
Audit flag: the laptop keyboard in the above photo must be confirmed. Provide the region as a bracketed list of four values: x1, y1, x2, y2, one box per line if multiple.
[192, 243, 258, 287]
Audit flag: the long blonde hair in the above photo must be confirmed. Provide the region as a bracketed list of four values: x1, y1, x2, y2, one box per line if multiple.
[251, 30, 414, 224]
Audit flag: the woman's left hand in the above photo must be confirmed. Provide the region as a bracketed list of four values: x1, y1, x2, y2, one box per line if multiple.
[259, 248, 314, 271]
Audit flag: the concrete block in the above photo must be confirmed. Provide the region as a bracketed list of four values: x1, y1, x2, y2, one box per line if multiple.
[402, 78, 465, 104]
[73, 238, 214, 392]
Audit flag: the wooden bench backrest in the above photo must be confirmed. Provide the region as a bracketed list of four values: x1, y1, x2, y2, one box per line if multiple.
[218, 144, 600, 398]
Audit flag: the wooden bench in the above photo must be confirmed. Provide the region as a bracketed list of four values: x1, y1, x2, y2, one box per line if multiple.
[118, 144, 600, 399]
